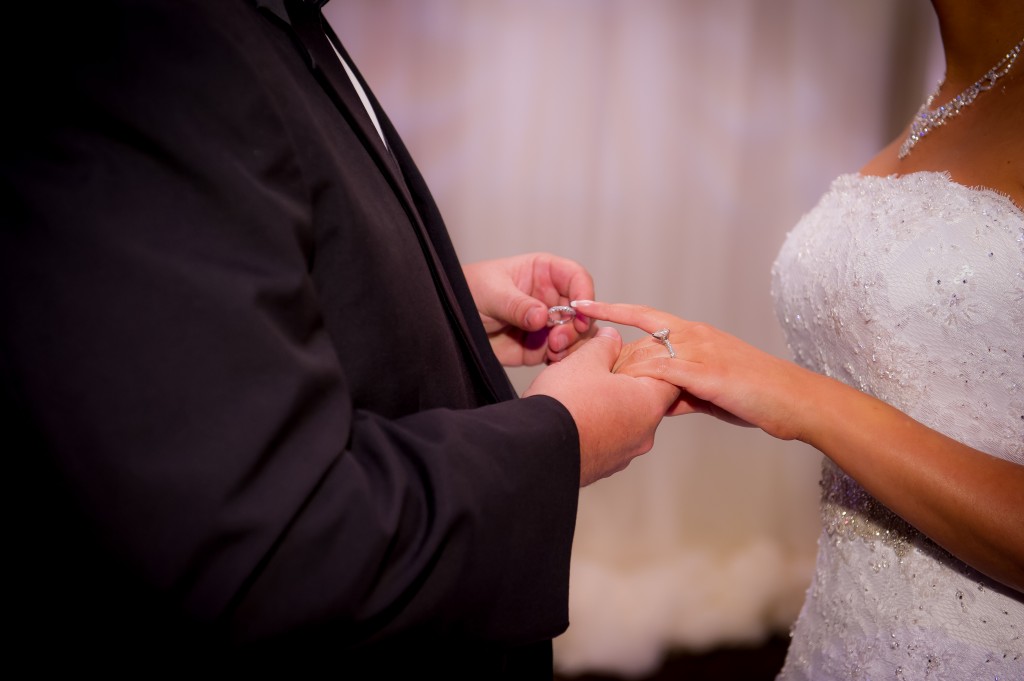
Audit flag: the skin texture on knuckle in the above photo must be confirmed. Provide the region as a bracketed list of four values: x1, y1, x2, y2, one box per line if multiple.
[648, 357, 676, 378]
[636, 433, 656, 457]
[683, 321, 716, 343]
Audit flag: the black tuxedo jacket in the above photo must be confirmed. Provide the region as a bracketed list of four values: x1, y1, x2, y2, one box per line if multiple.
[1, 1, 579, 675]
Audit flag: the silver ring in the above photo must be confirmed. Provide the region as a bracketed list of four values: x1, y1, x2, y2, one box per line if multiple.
[652, 328, 676, 358]
[547, 305, 576, 326]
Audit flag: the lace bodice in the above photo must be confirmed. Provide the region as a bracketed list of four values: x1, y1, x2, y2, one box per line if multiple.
[770, 172, 1024, 680]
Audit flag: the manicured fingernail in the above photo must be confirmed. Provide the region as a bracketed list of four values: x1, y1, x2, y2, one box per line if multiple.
[570, 300, 593, 308]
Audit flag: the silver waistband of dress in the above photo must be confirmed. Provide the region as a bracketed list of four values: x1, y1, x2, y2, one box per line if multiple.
[819, 459, 927, 560]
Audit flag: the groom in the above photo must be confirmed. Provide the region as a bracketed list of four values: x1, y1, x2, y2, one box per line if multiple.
[0, 0, 677, 677]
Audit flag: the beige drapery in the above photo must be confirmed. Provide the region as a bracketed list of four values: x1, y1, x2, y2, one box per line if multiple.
[324, 1, 940, 676]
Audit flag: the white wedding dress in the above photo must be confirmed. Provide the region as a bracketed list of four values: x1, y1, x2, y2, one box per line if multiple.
[770, 171, 1024, 680]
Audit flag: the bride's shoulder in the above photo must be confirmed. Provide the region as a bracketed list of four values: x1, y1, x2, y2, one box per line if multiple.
[854, 142, 1023, 214]
[855, 86, 1024, 211]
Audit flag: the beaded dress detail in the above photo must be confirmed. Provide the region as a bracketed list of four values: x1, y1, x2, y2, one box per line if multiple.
[770, 172, 1024, 680]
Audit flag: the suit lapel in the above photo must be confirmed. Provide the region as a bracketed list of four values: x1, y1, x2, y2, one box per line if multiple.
[257, 0, 516, 402]
[282, 1, 406, 184]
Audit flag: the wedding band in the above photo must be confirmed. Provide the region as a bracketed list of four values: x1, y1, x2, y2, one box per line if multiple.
[652, 328, 676, 358]
[547, 305, 576, 326]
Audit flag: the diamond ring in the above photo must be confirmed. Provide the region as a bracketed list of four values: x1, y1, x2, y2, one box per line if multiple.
[652, 328, 676, 358]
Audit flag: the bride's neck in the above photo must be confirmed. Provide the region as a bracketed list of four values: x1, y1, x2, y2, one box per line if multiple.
[930, 0, 1023, 89]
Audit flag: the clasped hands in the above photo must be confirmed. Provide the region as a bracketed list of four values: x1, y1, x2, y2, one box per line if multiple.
[465, 253, 807, 486]
[462, 250, 748, 420]
[462, 252, 744, 421]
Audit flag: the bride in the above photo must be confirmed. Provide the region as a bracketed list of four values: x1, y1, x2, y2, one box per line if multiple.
[572, 0, 1023, 678]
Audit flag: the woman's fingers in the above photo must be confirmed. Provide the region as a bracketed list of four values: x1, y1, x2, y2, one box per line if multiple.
[570, 300, 684, 336]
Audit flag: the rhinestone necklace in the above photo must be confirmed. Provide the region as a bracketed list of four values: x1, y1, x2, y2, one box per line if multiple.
[898, 38, 1024, 159]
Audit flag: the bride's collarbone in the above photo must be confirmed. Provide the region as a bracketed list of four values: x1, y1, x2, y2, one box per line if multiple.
[860, 120, 1024, 211]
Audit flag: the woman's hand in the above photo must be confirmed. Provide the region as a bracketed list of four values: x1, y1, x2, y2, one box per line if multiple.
[571, 299, 824, 438]
[572, 301, 1024, 592]
[463, 253, 597, 366]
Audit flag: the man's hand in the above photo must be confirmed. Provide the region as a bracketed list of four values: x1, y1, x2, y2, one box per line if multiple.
[463, 252, 597, 366]
[523, 326, 679, 486]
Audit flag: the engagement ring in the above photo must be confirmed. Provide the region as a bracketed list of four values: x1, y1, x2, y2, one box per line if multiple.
[652, 328, 676, 358]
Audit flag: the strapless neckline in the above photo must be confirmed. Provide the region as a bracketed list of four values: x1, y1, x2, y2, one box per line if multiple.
[848, 170, 1024, 215]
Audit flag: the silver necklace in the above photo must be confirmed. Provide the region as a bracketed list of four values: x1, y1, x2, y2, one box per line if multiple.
[898, 38, 1024, 160]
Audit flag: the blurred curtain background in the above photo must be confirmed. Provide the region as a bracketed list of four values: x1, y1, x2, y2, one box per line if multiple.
[324, 1, 941, 677]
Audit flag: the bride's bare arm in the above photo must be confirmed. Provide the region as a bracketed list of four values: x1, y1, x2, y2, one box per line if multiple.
[571, 299, 1024, 594]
